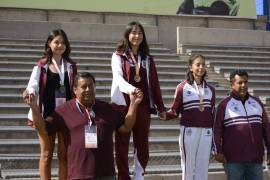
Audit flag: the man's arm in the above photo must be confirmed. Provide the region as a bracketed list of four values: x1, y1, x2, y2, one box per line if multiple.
[22, 91, 47, 137]
[166, 83, 183, 120]
[117, 89, 143, 133]
[213, 103, 227, 163]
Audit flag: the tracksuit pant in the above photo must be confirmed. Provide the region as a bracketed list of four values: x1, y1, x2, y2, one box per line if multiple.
[115, 104, 150, 180]
[179, 126, 212, 180]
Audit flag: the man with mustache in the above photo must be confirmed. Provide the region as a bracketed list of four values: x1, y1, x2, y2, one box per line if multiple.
[213, 69, 270, 180]
[23, 72, 143, 180]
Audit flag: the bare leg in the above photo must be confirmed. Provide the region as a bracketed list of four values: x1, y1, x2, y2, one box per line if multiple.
[38, 132, 56, 180]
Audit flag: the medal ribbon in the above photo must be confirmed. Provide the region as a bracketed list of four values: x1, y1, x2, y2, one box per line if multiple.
[52, 58, 65, 86]
[194, 81, 205, 107]
[130, 52, 141, 79]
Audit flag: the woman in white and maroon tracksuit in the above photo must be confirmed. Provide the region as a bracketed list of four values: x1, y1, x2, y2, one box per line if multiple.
[166, 54, 215, 180]
[111, 21, 166, 180]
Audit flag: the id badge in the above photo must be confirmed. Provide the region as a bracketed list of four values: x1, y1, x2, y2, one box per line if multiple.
[85, 125, 98, 148]
[55, 97, 66, 107]
[55, 88, 66, 107]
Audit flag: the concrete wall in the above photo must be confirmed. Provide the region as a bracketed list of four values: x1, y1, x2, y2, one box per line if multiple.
[176, 27, 270, 53]
[0, 20, 158, 42]
[0, 8, 261, 28]
[0, 8, 268, 52]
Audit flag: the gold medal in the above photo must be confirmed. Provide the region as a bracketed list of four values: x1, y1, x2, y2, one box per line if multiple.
[134, 74, 141, 82]
[199, 104, 205, 112]
[199, 99, 204, 112]
[130, 52, 141, 83]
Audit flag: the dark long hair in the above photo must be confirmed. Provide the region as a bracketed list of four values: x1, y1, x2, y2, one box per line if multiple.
[43, 29, 71, 62]
[186, 54, 206, 84]
[116, 21, 149, 60]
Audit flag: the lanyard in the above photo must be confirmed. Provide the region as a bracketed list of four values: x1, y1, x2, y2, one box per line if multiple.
[52, 58, 65, 85]
[76, 99, 94, 126]
[194, 81, 205, 104]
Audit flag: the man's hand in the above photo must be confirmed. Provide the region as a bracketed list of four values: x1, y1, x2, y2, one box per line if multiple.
[215, 153, 227, 163]
[22, 90, 37, 109]
[159, 111, 167, 121]
[118, 88, 143, 133]
[130, 88, 143, 105]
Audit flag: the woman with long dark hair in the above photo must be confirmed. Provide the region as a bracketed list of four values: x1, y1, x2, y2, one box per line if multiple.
[23, 29, 77, 180]
[111, 21, 166, 180]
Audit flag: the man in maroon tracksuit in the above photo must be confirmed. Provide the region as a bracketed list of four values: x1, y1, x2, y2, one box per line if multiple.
[213, 69, 270, 180]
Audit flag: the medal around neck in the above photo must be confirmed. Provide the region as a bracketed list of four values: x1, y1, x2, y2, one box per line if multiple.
[134, 74, 141, 82]
[199, 104, 205, 112]
[199, 98, 204, 112]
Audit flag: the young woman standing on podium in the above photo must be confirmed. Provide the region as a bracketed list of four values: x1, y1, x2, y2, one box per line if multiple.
[23, 29, 77, 180]
[166, 54, 216, 180]
[111, 21, 166, 180]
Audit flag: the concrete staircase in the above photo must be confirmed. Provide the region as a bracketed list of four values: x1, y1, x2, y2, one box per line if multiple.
[0, 8, 269, 179]
[0, 38, 230, 179]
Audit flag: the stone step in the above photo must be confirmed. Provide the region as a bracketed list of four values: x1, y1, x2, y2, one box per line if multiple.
[207, 60, 270, 68]
[204, 54, 270, 63]
[187, 49, 270, 57]
[0, 38, 165, 48]
[0, 48, 179, 59]
[0, 114, 27, 126]
[0, 56, 184, 66]
[0, 103, 28, 114]
[0, 67, 186, 78]
[0, 114, 179, 127]
[0, 84, 229, 96]
[0, 65, 191, 76]
[0, 44, 171, 54]
[0, 163, 229, 179]
[0, 73, 219, 88]
[181, 44, 270, 52]
[224, 72, 270, 81]
[0, 126, 37, 139]
[4, 109, 269, 128]
[0, 93, 225, 104]
[214, 66, 270, 75]
[249, 88, 270, 96]
[0, 137, 179, 154]
[0, 125, 180, 139]
[0, 94, 267, 115]
[0, 151, 181, 169]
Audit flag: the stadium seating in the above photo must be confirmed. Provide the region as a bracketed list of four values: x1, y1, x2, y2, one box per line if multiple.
[0, 8, 269, 180]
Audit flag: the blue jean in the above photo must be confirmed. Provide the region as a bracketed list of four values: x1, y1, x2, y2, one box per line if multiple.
[223, 163, 263, 180]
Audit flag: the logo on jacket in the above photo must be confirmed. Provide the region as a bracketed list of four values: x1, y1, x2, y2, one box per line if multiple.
[231, 102, 240, 113]
[233, 106, 240, 112]
[248, 100, 257, 109]
[185, 90, 193, 96]
[206, 129, 212, 136]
